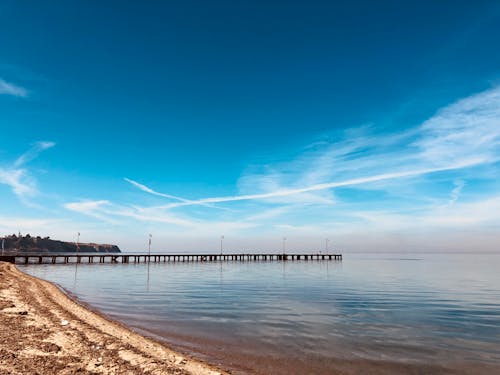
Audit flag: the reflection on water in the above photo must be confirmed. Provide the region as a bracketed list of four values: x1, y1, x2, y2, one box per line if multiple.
[21, 253, 500, 373]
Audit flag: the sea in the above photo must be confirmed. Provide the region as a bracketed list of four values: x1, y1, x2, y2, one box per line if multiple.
[20, 252, 500, 374]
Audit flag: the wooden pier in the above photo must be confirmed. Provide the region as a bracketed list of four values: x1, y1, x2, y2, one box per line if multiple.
[0, 253, 342, 265]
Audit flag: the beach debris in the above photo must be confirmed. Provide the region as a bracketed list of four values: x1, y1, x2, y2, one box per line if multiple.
[61, 319, 69, 326]
[174, 357, 187, 365]
[18, 310, 28, 315]
[94, 357, 103, 367]
[41, 342, 61, 353]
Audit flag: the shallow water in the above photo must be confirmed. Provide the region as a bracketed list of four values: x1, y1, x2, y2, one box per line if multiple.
[20, 253, 500, 374]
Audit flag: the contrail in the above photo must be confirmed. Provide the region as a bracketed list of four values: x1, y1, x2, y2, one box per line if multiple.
[124, 178, 229, 210]
[124, 178, 194, 203]
[153, 158, 485, 209]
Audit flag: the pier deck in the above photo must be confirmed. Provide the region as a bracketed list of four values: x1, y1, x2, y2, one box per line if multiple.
[0, 253, 342, 265]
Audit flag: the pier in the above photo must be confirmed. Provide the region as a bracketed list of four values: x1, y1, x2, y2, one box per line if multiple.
[0, 253, 342, 265]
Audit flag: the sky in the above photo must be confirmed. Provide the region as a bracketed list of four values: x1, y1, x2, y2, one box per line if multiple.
[1, 1, 500, 252]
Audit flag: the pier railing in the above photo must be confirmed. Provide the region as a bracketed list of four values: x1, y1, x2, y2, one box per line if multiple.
[0, 252, 342, 265]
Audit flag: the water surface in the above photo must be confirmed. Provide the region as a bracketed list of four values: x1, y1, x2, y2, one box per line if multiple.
[21, 253, 500, 374]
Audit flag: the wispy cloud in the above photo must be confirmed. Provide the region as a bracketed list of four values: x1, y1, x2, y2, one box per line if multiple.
[153, 159, 481, 209]
[124, 178, 192, 203]
[416, 86, 500, 167]
[63, 85, 500, 248]
[449, 180, 465, 205]
[64, 200, 120, 224]
[0, 168, 36, 198]
[64, 200, 111, 214]
[63, 199, 257, 234]
[0, 216, 62, 235]
[14, 141, 55, 168]
[0, 78, 28, 97]
[124, 178, 229, 210]
[64, 199, 196, 227]
[350, 194, 500, 230]
[151, 85, 500, 209]
[0, 141, 55, 202]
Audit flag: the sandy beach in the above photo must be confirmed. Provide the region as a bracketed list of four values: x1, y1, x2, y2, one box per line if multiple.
[0, 262, 226, 375]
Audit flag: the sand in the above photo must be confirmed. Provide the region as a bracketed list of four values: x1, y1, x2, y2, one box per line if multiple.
[0, 262, 227, 375]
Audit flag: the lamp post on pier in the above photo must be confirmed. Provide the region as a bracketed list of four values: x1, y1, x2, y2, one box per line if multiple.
[76, 232, 80, 253]
[220, 235, 224, 256]
[282, 237, 287, 257]
[148, 234, 152, 261]
[325, 238, 329, 253]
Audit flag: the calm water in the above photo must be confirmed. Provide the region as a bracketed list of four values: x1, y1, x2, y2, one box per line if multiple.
[20, 253, 500, 374]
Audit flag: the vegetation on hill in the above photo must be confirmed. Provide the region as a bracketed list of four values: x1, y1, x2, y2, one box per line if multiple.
[0, 234, 121, 253]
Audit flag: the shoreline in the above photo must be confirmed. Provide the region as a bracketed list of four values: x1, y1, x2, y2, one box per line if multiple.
[0, 262, 227, 374]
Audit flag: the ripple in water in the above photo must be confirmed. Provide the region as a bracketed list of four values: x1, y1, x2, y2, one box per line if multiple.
[21, 253, 500, 374]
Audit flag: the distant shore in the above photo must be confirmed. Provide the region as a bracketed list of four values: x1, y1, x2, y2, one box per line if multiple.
[1, 234, 121, 253]
[0, 262, 224, 374]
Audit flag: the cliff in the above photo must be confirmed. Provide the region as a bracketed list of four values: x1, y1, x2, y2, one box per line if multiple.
[0, 234, 121, 253]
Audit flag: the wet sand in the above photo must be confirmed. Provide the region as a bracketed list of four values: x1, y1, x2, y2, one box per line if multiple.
[0, 262, 226, 375]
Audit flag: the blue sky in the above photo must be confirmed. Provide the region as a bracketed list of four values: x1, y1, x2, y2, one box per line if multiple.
[1, 1, 500, 252]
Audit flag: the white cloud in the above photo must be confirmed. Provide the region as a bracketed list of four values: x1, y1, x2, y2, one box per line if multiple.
[14, 141, 55, 168]
[64, 200, 111, 213]
[146, 85, 500, 209]
[61, 86, 500, 251]
[416, 86, 500, 167]
[349, 193, 500, 231]
[0, 141, 55, 202]
[448, 180, 465, 205]
[0, 216, 61, 235]
[63, 198, 263, 242]
[151, 159, 479, 209]
[243, 206, 292, 222]
[64, 199, 196, 227]
[0, 168, 36, 198]
[0, 78, 28, 97]
[124, 178, 190, 202]
[124, 177, 230, 210]
[64, 200, 125, 224]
